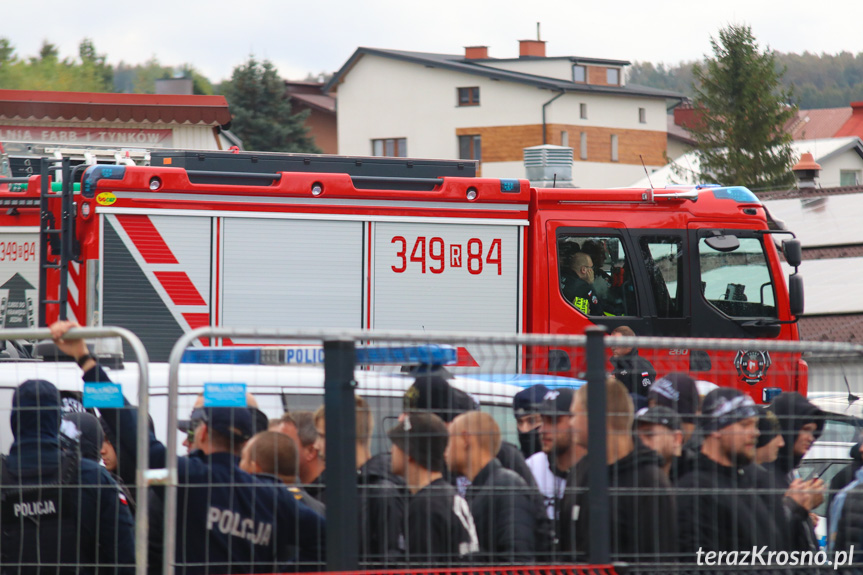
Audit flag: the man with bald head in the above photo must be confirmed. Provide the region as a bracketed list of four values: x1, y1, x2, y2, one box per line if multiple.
[446, 411, 539, 563]
[561, 252, 605, 316]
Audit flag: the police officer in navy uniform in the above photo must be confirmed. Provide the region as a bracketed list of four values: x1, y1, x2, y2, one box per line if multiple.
[49, 320, 326, 575]
[560, 252, 605, 316]
[0, 377, 136, 575]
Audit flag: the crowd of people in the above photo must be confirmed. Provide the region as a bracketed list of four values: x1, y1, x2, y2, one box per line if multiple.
[2, 320, 863, 574]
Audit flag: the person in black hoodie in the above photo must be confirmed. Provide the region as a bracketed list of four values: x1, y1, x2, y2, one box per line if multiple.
[314, 395, 405, 566]
[764, 392, 827, 552]
[388, 412, 479, 565]
[446, 411, 539, 563]
[676, 388, 779, 557]
[1, 377, 136, 575]
[560, 377, 677, 564]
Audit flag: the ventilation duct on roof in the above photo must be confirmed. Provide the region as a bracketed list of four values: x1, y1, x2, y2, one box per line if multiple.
[524, 144, 573, 187]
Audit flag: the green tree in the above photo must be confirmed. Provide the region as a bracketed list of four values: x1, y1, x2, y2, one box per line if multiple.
[221, 56, 319, 153]
[78, 38, 113, 91]
[690, 25, 796, 190]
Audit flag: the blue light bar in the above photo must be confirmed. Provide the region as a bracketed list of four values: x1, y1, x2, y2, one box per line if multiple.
[712, 186, 760, 203]
[355, 345, 457, 366]
[182, 348, 262, 364]
[180, 345, 458, 366]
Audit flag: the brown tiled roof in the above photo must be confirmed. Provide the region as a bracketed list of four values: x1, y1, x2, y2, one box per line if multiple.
[666, 116, 695, 144]
[802, 245, 863, 260]
[799, 314, 863, 342]
[757, 184, 863, 201]
[786, 107, 853, 140]
[289, 92, 336, 114]
[0, 89, 232, 126]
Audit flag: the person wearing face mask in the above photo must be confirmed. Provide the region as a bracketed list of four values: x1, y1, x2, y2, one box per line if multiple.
[512, 385, 549, 459]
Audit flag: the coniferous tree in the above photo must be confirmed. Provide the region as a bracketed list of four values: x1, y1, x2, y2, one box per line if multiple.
[221, 56, 319, 153]
[690, 25, 796, 190]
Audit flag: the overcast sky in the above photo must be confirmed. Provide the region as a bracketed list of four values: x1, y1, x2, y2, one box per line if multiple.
[5, 0, 862, 84]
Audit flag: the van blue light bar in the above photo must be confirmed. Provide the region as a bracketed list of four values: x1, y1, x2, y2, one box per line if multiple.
[180, 345, 457, 366]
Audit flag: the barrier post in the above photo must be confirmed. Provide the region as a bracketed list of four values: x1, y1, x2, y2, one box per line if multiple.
[324, 339, 359, 570]
[585, 325, 610, 564]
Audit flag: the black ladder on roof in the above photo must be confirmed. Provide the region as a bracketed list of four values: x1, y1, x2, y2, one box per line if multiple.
[38, 157, 79, 326]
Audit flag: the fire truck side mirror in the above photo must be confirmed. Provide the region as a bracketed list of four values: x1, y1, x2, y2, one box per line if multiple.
[782, 239, 802, 268]
[788, 273, 804, 316]
[704, 232, 739, 253]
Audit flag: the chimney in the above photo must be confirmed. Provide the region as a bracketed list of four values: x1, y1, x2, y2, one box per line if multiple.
[464, 46, 489, 60]
[792, 152, 821, 189]
[519, 40, 546, 58]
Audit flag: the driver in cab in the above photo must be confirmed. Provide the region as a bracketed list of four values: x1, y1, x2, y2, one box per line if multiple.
[561, 252, 605, 316]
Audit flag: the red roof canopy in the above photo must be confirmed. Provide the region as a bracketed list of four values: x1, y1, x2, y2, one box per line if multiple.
[0, 89, 232, 126]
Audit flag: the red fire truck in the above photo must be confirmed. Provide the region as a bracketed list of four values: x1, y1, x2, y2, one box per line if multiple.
[0, 150, 806, 400]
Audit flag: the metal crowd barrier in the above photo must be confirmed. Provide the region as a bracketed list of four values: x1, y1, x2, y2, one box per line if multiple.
[0, 326, 150, 575]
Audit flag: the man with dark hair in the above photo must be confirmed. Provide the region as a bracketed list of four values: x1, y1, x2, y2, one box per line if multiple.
[389, 412, 479, 565]
[1, 377, 136, 575]
[292, 411, 326, 501]
[609, 325, 656, 396]
[676, 388, 778, 555]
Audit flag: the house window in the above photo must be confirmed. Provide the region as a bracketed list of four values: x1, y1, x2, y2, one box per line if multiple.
[611, 134, 619, 162]
[580, 132, 588, 160]
[639, 108, 646, 124]
[372, 138, 407, 157]
[458, 135, 481, 161]
[573, 65, 586, 83]
[580, 103, 588, 120]
[840, 170, 861, 186]
[607, 68, 620, 85]
[560, 130, 569, 148]
[457, 87, 480, 106]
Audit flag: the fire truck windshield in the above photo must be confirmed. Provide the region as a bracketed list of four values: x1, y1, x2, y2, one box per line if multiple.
[698, 235, 778, 319]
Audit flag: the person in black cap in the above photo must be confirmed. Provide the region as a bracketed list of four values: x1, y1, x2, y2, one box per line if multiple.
[647, 373, 700, 444]
[50, 320, 326, 574]
[676, 388, 779, 556]
[609, 325, 656, 397]
[388, 412, 479, 565]
[404, 375, 536, 489]
[634, 406, 683, 477]
[512, 384, 549, 458]
[1, 378, 136, 575]
[526, 387, 581, 526]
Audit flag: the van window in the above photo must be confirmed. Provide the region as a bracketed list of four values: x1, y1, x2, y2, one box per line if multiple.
[557, 234, 636, 316]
